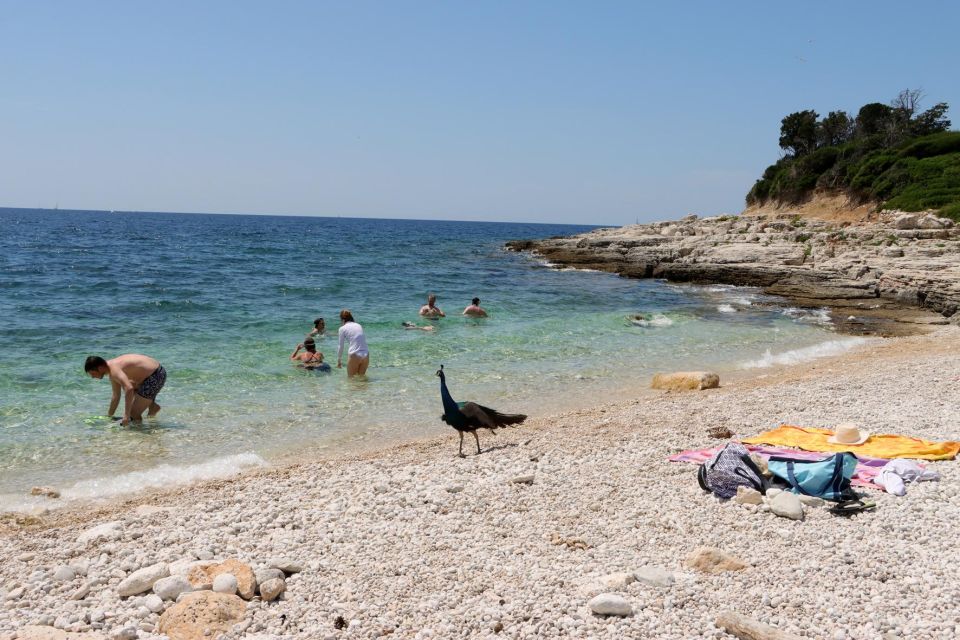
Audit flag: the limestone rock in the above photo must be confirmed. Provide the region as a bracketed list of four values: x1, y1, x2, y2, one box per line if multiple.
[154, 575, 193, 601]
[30, 486, 60, 498]
[685, 547, 748, 573]
[157, 591, 246, 640]
[588, 593, 633, 616]
[509, 474, 534, 485]
[633, 565, 675, 588]
[258, 578, 286, 602]
[267, 557, 304, 574]
[117, 562, 170, 597]
[212, 573, 238, 595]
[715, 610, 804, 639]
[53, 565, 76, 582]
[798, 495, 825, 508]
[144, 594, 165, 613]
[188, 559, 256, 600]
[652, 371, 720, 391]
[768, 492, 805, 521]
[77, 521, 122, 544]
[254, 568, 284, 586]
[734, 487, 763, 505]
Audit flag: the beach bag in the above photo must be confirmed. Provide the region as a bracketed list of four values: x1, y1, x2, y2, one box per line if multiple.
[697, 443, 768, 499]
[766, 453, 857, 502]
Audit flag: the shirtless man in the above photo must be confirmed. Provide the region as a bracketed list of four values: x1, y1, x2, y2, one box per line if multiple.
[419, 293, 445, 318]
[462, 297, 488, 318]
[84, 354, 166, 426]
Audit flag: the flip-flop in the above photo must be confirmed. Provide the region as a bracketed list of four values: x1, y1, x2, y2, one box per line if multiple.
[830, 498, 876, 516]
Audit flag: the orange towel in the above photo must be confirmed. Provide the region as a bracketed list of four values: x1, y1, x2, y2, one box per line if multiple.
[742, 425, 960, 461]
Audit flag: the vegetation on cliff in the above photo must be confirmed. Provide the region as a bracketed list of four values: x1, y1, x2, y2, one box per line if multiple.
[747, 90, 960, 220]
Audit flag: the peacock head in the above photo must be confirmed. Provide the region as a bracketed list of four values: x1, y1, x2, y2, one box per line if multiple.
[436, 364, 445, 379]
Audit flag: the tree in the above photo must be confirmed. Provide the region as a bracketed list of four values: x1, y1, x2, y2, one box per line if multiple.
[817, 111, 853, 147]
[779, 110, 819, 156]
[855, 102, 894, 137]
[911, 102, 951, 136]
[891, 88, 924, 121]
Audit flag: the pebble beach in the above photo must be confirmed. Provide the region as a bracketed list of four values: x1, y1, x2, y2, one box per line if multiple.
[2, 327, 959, 640]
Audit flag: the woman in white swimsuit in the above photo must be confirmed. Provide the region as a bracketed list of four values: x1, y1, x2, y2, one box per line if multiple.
[337, 309, 370, 377]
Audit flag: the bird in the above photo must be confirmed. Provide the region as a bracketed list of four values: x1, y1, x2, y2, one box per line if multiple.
[436, 365, 527, 457]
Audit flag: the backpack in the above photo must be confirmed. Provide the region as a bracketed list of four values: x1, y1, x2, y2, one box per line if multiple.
[766, 452, 858, 502]
[697, 442, 768, 499]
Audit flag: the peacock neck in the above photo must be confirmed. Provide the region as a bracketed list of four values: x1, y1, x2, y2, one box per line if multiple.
[439, 376, 460, 415]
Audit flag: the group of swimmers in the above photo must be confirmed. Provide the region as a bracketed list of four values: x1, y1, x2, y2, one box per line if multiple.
[84, 294, 486, 426]
[292, 294, 486, 365]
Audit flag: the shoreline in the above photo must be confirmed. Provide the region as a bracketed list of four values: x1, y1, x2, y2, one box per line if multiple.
[2, 327, 959, 638]
[507, 210, 960, 337]
[2, 325, 872, 522]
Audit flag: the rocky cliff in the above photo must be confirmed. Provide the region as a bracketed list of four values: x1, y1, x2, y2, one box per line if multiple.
[507, 211, 960, 335]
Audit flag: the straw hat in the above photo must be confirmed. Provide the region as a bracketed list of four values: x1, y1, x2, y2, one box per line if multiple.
[827, 423, 871, 445]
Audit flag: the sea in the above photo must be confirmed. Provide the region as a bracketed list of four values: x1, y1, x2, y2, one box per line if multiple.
[0, 208, 869, 511]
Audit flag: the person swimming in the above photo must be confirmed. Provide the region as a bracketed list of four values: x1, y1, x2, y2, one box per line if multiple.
[402, 321, 435, 332]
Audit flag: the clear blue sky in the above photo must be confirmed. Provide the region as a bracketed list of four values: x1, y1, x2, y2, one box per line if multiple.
[2, 1, 958, 225]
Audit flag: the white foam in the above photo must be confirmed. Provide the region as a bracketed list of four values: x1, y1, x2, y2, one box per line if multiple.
[741, 337, 872, 369]
[630, 313, 674, 328]
[717, 304, 736, 313]
[782, 306, 833, 325]
[0, 453, 267, 513]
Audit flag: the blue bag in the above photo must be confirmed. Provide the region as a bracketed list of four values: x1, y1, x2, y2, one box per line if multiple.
[766, 453, 858, 502]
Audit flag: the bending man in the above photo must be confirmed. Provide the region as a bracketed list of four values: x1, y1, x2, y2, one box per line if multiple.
[84, 354, 166, 426]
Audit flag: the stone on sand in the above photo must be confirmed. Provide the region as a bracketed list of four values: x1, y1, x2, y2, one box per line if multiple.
[77, 521, 122, 544]
[651, 371, 720, 391]
[588, 593, 633, 616]
[117, 562, 170, 597]
[153, 575, 193, 601]
[188, 559, 256, 600]
[685, 547, 748, 573]
[715, 610, 804, 639]
[258, 577, 286, 602]
[157, 591, 246, 640]
[768, 492, 805, 521]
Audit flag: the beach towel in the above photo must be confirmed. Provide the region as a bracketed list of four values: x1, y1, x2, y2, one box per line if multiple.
[741, 426, 960, 461]
[669, 444, 888, 490]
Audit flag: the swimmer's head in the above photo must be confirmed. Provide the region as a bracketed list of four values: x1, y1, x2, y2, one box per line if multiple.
[313, 317, 325, 329]
[340, 309, 354, 323]
[303, 337, 316, 350]
[472, 297, 480, 305]
[402, 321, 415, 327]
[427, 293, 437, 304]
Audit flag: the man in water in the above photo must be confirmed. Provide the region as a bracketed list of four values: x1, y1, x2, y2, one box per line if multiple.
[84, 354, 166, 426]
[419, 293, 445, 318]
[462, 297, 488, 317]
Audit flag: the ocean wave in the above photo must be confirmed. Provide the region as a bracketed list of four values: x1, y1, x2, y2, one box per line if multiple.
[782, 306, 832, 325]
[629, 313, 674, 328]
[741, 337, 872, 369]
[0, 453, 267, 513]
[717, 304, 737, 313]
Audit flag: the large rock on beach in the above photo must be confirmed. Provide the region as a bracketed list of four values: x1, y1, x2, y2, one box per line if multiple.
[258, 577, 286, 602]
[588, 593, 633, 616]
[77, 521, 122, 544]
[157, 591, 245, 640]
[153, 575, 193, 601]
[633, 565, 675, 588]
[188, 559, 256, 600]
[715, 610, 805, 639]
[685, 547, 748, 573]
[768, 492, 805, 521]
[652, 371, 720, 391]
[266, 557, 304, 574]
[117, 562, 169, 597]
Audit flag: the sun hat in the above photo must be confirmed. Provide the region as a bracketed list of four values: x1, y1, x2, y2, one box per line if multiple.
[827, 423, 871, 446]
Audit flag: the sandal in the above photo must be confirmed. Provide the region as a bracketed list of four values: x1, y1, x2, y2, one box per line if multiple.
[830, 498, 876, 516]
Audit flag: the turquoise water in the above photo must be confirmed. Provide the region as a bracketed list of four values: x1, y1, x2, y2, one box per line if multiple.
[0, 208, 860, 508]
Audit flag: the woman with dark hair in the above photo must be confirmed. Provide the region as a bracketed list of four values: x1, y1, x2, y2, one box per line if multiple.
[337, 309, 370, 377]
[291, 337, 329, 371]
[308, 317, 326, 337]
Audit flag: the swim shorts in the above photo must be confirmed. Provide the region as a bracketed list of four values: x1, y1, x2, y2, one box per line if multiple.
[135, 366, 166, 401]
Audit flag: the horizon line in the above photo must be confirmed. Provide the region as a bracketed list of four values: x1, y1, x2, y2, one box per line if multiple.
[0, 204, 615, 228]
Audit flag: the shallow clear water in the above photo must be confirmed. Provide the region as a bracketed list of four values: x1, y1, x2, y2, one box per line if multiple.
[0, 208, 860, 508]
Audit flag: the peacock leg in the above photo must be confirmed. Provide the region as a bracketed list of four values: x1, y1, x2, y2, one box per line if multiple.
[473, 430, 481, 455]
[458, 431, 465, 458]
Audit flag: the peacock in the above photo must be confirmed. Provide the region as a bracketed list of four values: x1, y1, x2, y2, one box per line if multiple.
[437, 365, 527, 457]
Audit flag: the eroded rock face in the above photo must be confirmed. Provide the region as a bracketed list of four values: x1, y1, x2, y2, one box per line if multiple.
[157, 591, 245, 640]
[507, 210, 960, 334]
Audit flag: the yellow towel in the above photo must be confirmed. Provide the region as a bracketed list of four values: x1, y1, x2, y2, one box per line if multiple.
[742, 425, 960, 461]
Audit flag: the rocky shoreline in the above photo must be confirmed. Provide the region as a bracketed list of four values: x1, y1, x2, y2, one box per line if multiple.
[506, 210, 960, 336]
[1, 328, 959, 639]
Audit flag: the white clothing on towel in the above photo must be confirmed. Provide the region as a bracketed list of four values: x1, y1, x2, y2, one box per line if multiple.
[877, 459, 940, 496]
[338, 321, 369, 361]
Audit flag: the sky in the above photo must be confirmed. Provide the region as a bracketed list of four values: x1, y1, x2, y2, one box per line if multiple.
[1, 1, 958, 225]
